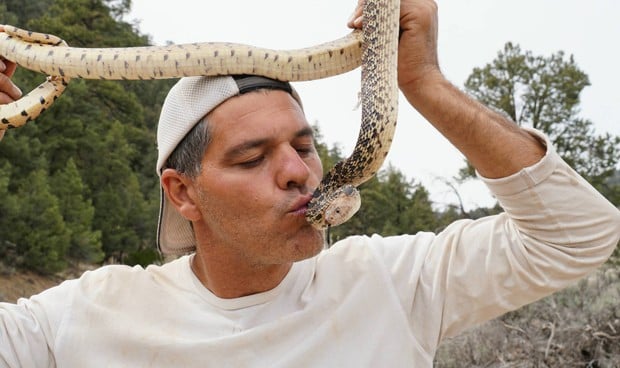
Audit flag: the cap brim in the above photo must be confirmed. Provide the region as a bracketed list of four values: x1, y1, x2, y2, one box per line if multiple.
[157, 186, 196, 255]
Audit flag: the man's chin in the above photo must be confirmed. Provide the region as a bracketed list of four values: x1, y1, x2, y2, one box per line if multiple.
[290, 226, 326, 261]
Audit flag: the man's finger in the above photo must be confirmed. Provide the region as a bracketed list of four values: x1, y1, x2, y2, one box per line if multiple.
[2, 59, 17, 78]
[0, 91, 16, 104]
[0, 73, 21, 100]
[347, 0, 364, 29]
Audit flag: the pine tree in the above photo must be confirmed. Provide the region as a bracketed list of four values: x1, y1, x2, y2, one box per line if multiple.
[0, 163, 20, 271]
[51, 158, 104, 264]
[14, 169, 70, 274]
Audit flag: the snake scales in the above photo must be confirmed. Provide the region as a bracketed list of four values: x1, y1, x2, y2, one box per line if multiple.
[0, 0, 400, 229]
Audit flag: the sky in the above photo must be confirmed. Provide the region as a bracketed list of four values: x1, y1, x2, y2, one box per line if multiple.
[126, 0, 620, 210]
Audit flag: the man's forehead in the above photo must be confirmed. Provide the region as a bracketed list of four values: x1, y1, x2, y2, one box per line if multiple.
[204, 90, 310, 147]
[207, 90, 304, 129]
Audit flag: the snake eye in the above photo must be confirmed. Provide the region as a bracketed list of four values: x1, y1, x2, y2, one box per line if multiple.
[343, 186, 356, 195]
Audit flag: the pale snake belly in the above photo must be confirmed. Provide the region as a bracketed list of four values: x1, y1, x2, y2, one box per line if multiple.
[0, 0, 400, 229]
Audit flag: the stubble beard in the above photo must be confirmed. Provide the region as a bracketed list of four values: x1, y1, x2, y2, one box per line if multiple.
[194, 186, 326, 265]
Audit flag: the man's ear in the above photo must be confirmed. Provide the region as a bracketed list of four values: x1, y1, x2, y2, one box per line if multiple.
[161, 169, 202, 221]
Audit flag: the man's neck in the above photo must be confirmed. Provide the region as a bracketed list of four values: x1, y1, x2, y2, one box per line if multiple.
[190, 251, 292, 299]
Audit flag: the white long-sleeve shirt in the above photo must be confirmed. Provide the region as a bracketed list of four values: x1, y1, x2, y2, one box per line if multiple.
[1, 131, 619, 367]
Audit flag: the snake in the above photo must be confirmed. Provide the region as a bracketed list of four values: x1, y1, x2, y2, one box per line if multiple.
[0, 0, 400, 230]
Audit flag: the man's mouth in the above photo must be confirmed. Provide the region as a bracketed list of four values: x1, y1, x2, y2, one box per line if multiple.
[289, 195, 313, 216]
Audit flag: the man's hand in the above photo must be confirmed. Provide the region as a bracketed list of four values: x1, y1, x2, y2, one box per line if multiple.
[0, 25, 22, 141]
[347, 0, 442, 94]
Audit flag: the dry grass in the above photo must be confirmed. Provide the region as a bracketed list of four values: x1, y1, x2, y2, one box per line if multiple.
[0, 263, 93, 302]
[435, 266, 620, 367]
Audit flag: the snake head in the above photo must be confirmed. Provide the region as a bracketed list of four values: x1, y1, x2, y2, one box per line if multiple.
[319, 184, 361, 228]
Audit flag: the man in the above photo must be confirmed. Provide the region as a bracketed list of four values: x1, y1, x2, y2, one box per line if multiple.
[1, 1, 619, 366]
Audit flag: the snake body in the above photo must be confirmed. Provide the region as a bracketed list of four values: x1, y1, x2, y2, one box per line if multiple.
[0, 0, 400, 229]
[0, 27, 363, 129]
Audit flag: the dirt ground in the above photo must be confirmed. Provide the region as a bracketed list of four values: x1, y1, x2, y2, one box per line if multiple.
[0, 266, 94, 302]
[0, 270, 64, 302]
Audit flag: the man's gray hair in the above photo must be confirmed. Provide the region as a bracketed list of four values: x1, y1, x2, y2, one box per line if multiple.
[164, 117, 210, 178]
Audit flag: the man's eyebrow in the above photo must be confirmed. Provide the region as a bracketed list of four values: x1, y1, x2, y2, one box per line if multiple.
[223, 127, 315, 160]
[223, 138, 269, 161]
[296, 127, 315, 140]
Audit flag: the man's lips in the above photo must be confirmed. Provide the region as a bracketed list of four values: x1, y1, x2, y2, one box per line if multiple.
[289, 195, 313, 215]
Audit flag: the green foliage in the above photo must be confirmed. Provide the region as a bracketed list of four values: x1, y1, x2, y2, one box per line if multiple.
[0, 0, 164, 273]
[29, 0, 145, 48]
[87, 121, 151, 262]
[13, 170, 71, 274]
[0, 0, 48, 25]
[50, 158, 104, 264]
[0, 163, 20, 271]
[125, 247, 162, 268]
[463, 43, 620, 186]
[0, 3, 19, 25]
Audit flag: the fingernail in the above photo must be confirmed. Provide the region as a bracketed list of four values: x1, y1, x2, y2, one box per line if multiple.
[353, 16, 363, 27]
[12, 84, 22, 97]
[0, 59, 5, 72]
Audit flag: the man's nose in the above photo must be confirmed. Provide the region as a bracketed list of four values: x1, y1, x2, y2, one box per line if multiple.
[275, 146, 312, 190]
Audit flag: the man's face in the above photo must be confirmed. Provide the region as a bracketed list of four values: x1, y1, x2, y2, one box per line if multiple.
[190, 90, 325, 266]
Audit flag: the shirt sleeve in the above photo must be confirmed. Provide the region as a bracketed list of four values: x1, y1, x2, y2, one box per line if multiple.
[369, 129, 620, 354]
[0, 279, 75, 368]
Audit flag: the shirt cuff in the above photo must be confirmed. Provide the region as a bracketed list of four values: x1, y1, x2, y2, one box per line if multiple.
[477, 128, 560, 197]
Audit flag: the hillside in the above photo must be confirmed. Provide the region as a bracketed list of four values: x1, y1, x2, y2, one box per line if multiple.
[0, 265, 94, 302]
[0, 270, 63, 302]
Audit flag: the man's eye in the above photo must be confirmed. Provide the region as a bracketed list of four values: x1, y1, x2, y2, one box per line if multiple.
[239, 156, 264, 168]
[296, 146, 314, 156]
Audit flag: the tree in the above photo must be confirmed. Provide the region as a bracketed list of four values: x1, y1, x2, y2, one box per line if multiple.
[50, 158, 104, 264]
[0, 0, 48, 25]
[13, 169, 70, 274]
[406, 185, 439, 233]
[0, 163, 20, 271]
[0, 3, 19, 26]
[359, 166, 416, 236]
[462, 43, 620, 187]
[1, 0, 165, 270]
[88, 121, 148, 262]
[29, 0, 147, 48]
